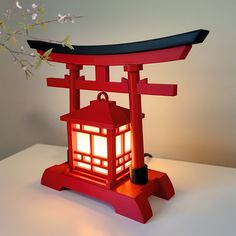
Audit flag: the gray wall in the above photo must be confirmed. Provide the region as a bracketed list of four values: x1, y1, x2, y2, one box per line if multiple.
[1, 0, 236, 167]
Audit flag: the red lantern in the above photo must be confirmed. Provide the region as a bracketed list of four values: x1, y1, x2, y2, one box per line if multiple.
[61, 92, 134, 188]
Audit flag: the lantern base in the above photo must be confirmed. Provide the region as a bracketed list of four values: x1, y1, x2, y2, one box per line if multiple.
[41, 162, 175, 223]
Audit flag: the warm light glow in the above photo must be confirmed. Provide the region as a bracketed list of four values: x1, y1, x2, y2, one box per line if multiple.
[93, 166, 108, 175]
[101, 128, 107, 135]
[116, 166, 123, 174]
[125, 160, 131, 169]
[125, 131, 131, 152]
[93, 158, 101, 165]
[119, 157, 124, 164]
[75, 124, 81, 130]
[93, 135, 107, 158]
[116, 135, 122, 156]
[119, 124, 127, 132]
[78, 161, 91, 170]
[84, 156, 91, 162]
[83, 125, 100, 133]
[76, 153, 82, 160]
[102, 161, 108, 167]
[76, 132, 90, 154]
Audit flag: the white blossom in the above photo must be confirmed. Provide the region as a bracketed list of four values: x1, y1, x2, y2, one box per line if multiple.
[57, 13, 67, 23]
[57, 13, 75, 23]
[26, 8, 30, 13]
[16, 1, 23, 9]
[31, 13, 38, 20]
[32, 3, 38, 9]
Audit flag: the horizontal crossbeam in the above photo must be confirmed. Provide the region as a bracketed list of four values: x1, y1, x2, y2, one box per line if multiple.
[47, 77, 177, 96]
[39, 45, 191, 66]
[137, 79, 177, 96]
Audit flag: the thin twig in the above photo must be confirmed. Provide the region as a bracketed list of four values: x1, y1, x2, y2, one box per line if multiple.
[14, 15, 83, 35]
[0, 2, 83, 79]
[0, 42, 35, 58]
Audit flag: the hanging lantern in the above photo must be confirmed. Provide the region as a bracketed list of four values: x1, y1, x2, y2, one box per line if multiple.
[60, 92, 133, 188]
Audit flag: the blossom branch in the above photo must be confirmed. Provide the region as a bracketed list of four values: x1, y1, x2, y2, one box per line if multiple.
[0, 1, 83, 79]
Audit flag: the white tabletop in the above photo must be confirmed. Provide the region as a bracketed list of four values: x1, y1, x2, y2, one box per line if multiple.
[0, 144, 236, 236]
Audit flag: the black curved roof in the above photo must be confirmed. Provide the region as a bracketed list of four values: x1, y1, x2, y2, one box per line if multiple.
[27, 29, 209, 55]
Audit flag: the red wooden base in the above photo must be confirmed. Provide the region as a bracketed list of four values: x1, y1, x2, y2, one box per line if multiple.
[41, 163, 175, 223]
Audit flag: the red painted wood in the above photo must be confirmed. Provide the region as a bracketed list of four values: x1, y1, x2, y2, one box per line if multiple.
[60, 94, 130, 129]
[76, 80, 128, 93]
[37, 45, 192, 66]
[36, 40, 187, 222]
[67, 122, 77, 169]
[47, 77, 177, 96]
[47, 77, 69, 88]
[41, 163, 175, 223]
[124, 65, 145, 169]
[26, 28, 210, 222]
[107, 129, 116, 186]
[95, 65, 110, 82]
[66, 64, 82, 112]
[137, 79, 178, 96]
[47, 77, 127, 92]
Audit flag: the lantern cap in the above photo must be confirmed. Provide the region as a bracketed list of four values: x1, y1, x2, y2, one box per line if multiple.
[60, 92, 135, 129]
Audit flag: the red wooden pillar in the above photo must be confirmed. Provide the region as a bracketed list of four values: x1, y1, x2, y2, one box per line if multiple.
[107, 129, 116, 188]
[66, 64, 83, 169]
[66, 64, 83, 112]
[124, 65, 148, 184]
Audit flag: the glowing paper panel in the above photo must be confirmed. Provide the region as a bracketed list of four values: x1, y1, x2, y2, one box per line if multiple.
[93, 135, 107, 158]
[76, 132, 90, 154]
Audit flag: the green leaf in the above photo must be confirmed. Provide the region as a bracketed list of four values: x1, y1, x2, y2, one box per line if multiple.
[61, 35, 70, 44]
[0, 20, 6, 30]
[44, 60, 54, 66]
[34, 52, 41, 58]
[43, 48, 53, 59]
[34, 48, 53, 69]
[61, 36, 74, 50]
[34, 58, 43, 69]
[64, 42, 74, 50]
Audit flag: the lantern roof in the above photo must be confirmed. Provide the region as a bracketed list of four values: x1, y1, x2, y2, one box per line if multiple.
[60, 92, 135, 129]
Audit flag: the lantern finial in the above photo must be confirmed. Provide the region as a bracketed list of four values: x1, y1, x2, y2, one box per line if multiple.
[97, 91, 109, 101]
